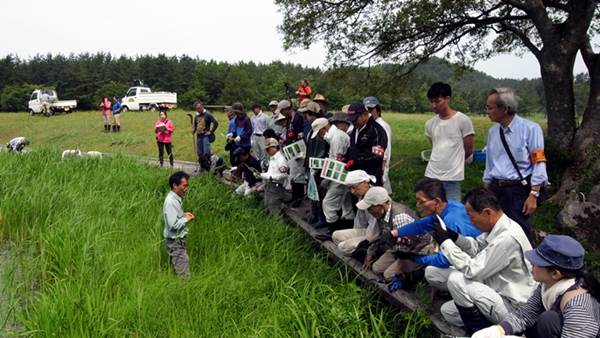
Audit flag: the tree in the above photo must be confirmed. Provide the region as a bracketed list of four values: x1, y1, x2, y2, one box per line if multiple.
[275, 0, 600, 201]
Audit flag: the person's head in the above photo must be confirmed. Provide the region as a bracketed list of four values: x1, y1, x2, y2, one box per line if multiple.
[347, 102, 369, 128]
[277, 100, 292, 117]
[234, 147, 250, 162]
[526, 235, 585, 285]
[313, 94, 329, 112]
[159, 111, 167, 121]
[102, 96, 109, 102]
[112, 96, 118, 101]
[463, 187, 503, 233]
[344, 170, 376, 197]
[427, 82, 452, 115]
[194, 101, 205, 113]
[330, 112, 350, 132]
[226, 109, 235, 119]
[251, 103, 261, 114]
[299, 79, 308, 87]
[363, 96, 382, 118]
[299, 101, 321, 123]
[268, 100, 278, 113]
[486, 87, 518, 123]
[311, 117, 330, 139]
[169, 171, 190, 197]
[264, 138, 280, 156]
[231, 102, 245, 118]
[414, 177, 447, 217]
[357, 187, 391, 219]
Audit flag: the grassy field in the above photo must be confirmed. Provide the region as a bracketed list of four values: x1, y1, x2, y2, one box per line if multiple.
[0, 151, 433, 337]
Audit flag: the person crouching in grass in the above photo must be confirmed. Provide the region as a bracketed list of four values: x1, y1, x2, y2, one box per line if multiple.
[163, 171, 194, 278]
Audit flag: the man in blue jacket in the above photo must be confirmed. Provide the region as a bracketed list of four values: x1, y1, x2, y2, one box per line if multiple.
[391, 177, 480, 268]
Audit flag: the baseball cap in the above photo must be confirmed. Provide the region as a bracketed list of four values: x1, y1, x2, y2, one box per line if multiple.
[356, 186, 390, 210]
[268, 100, 278, 107]
[525, 235, 585, 270]
[363, 96, 380, 108]
[264, 138, 280, 150]
[277, 100, 291, 110]
[347, 102, 366, 122]
[311, 118, 329, 139]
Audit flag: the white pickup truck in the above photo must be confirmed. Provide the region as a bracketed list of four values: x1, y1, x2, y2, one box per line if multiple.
[28, 89, 77, 116]
[120, 86, 177, 112]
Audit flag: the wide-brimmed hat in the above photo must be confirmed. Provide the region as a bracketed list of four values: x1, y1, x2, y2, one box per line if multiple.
[277, 100, 291, 110]
[313, 94, 329, 105]
[344, 170, 376, 186]
[264, 138, 280, 150]
[299, 100, 320, 114]
[356, 186, 389, 210]
[330, 112, 350, 124]
[525, 235, 585, 270]
[230, 102, 244, 114]
[268, 100, 278, 107]
[274, 113, 287, 123]
[311, 118, 329, 139]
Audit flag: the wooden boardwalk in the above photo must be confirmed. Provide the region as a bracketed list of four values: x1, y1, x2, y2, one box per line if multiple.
[144, 158, 466, 337]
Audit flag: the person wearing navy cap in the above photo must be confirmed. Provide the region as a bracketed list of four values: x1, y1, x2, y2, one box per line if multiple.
[345, 102, 388, 186]
[473, 235, 600, 338]
[364, 96, 393, 194]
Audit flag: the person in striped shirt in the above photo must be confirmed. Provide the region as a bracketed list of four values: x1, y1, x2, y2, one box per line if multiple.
[473, 235, 600, 338]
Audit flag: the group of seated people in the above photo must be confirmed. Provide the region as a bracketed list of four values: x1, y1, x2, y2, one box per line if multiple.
[221, 89, 599, 337]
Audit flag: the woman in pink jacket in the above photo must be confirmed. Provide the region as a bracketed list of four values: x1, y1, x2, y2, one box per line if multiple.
[155, 111, 175, 167]
[99, 96, 112, 132]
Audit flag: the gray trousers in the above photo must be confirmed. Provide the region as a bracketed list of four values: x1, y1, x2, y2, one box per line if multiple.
[322, 182, 354, 223]
[264, 182, 286, 215]
[166, 238, 190, 278]
[425, 266, 513, 327]
[251, 135, 267, 164]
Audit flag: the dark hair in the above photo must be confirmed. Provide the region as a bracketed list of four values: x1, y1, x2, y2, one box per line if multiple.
[251, 103, 261, 110]
[414, 177, 447, 202]
[159, 110, 168, 118]
[194, 101, 204, 107]
[169, 171, 190, 189]
[550, 267, 600, 303]
[427, 82, 452, 99]
[463, 188, 501, 212]
[263, 128, 278, 140]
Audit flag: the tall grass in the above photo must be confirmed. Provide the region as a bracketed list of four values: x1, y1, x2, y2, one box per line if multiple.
[0, 151, 430, 337]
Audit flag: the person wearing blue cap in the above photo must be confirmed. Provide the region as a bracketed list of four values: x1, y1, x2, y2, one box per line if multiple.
[473, 235, 600, 338]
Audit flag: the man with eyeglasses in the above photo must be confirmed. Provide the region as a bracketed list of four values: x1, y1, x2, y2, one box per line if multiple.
[390, 177, 480, 269]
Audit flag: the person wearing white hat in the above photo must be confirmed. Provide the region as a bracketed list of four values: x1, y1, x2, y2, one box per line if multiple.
[356, 187, 414, 282]
[329, 170, 378, 254]
[279, 99, 306, 207]
[311, 118, 354, 230]
[260, 138, 289, 215]
[363, 96, 393, 194]
[302, 103, 329, 225]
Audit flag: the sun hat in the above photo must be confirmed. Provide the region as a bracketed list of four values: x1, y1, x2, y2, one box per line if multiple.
[525, 235, 585, 270]
[230, 102, 244, 114]
[268, 100, 279, 107]
[277, 100, 291, 110]
[313, 94, 329, 105]
[356, 186, 390, 210]
[330, 112, 350, 124]
[344, 170, 376, 186]
[311, 118, 329, 139]
[264, 138, 280, 150]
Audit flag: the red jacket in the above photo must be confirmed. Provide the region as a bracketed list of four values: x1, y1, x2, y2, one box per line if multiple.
[155, 119, 174, 143]
[296, 85, 312, 102]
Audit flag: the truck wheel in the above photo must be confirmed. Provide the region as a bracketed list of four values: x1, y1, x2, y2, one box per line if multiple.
[29, 110, 35, 116]
[121, 106, 129, 113]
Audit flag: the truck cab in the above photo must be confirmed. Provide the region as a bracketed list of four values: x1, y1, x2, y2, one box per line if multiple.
[28, 89, 77, 116]
[120, 86, 177, 112]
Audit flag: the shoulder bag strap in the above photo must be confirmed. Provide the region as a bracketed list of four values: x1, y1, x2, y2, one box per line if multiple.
[499, 127, 528, 186]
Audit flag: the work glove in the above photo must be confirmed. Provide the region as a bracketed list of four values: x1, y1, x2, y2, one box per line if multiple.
[471, 325, 504, 338]
[344, 159, 355, 170]
[387, 275, 403, 292]
[431, 216, 458, 245]
[235, 136, 241, 143]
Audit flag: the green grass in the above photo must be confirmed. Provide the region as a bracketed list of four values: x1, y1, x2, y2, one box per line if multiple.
[0, 151, 430, 337]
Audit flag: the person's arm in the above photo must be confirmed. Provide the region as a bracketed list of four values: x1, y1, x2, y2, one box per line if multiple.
[463, 134, 474, 160]
[460, 115, 475, 160]
[482, 128, 493, 185]
[440, 236, 514, 281]
[523, 123, 547, 215]
[192, 116, 197, 134]
[166, 120, 174, 135]
[164, 200, 188, 231]
[413, 252, 451, 268]
[499, 286, 544, 336]
[395, 216, 435, 237]
[242, 119, 253, 139]
[560, 294, 600, 338]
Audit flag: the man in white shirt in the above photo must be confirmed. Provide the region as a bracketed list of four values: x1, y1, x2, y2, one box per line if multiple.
[364, 96, 393, 194]
[426, 187, 536, 335]
[250, 103, 270, 166]
[260, 138, 289, 215]
[424, 82, 475, 201]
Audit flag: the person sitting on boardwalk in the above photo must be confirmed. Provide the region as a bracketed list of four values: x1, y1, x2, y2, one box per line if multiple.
[357, 187, 415, 282]
[390, 177, 480, 268]
[260, 138, 289, 215]
[473, 235, 600, 338]
[329, 170, 377, 253]
[233, 147, 262, 197]
[426, 187, 535, 335]
[163, 171, 195, 278]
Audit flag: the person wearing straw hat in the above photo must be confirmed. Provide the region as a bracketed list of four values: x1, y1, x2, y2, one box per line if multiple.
[364, 96, 393, 194]
[428, 187, 535, 335]
[260, 138, 289, 215]
[473, 235, 600, 338]
[311, 117, 354, 230]
[313, 93, 331, 117]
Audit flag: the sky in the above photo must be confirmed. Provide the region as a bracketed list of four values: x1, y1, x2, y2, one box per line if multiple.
[0, 0, 591, 79]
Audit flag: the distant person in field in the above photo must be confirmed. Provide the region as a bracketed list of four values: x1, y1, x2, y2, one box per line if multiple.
[163, 171, 194, 278]
[5, 137, 30, 153]
[155, 110, 174, 167]
[40, 90, 52, 116]
[295, 79, 312, 103]
[192, 101, 219, 172]
[111, 96, 122, 132]
[424, 82, 475, 201]
[364, 96, 393, 194]
[483, 87, 547, 242]
[99, 96, 112, 133]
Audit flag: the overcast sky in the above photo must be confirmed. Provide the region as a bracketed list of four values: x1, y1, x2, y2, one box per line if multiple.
[0, 0, 590, 79]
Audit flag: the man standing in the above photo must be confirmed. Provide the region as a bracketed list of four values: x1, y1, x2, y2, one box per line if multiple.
[364, 96, 393, 194]
[426, 188, 535, 335]
[345, 102, 388, 186]
[484, 87, 547, 242]
[192, 101, 219, 171]
[163, 171, 195, 278]
[279, 99, 306, 207]
[41, 90, 51, 116]
[424, 82, 475, 201]
[250, 103, 270, 166]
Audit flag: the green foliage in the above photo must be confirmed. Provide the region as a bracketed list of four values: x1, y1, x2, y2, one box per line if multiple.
[94, 81, 129, 103]
[0, 84, 39, 111]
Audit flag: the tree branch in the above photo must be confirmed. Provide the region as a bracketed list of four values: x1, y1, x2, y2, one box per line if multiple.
[499, 22, 542, 59]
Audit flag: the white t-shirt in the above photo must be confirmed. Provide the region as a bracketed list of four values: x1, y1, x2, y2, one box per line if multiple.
[424, 111, 474, 181]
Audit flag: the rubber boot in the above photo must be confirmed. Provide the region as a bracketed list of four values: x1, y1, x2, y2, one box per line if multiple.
[454, 303, 493, 336]
[117, 125, 121, 132]
[111, 125, 116, 132]
[290, 183, 304, 207]
[104, 124, 109, 132]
